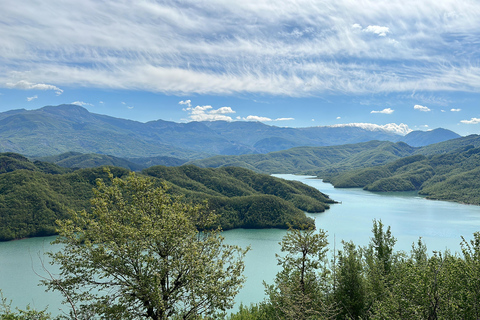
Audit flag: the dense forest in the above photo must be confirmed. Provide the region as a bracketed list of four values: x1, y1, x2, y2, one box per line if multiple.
[324, 145, 480, 205]
[226, 221, 480, 320]
[0, 152, 334, 241]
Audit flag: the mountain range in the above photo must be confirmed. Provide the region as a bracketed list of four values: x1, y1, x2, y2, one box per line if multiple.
[0, 104, 461, 159]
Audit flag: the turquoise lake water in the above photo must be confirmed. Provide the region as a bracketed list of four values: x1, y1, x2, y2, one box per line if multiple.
[2, 174, 480, 315]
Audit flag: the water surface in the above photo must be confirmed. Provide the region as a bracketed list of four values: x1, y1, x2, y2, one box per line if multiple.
[2, 174, 480, 314]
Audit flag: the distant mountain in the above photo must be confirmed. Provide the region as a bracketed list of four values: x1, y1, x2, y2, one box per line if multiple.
[0, 104, 209, 158]
[399, 128, 461, 147]
[0, 104, 462, 158]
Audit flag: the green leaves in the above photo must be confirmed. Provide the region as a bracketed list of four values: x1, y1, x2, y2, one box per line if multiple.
[45, 172, 249, 320]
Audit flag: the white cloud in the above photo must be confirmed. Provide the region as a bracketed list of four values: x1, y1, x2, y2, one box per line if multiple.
[414, 105, 431, 112]
[364, 25, 390, 37]
[240, 116, 294, 122]
[371, 108, 394, 114]
[336, 116, 341, 119]
[185, 105, 235, 121]
[210, 107, 236, 115]
[71, 101, 93, 107]
[461, 118, 480, 124]
[1, 1, 480, 96]
[6, 80, 63, 95]
[26, 95, 37, 101]
[179, 100, 192, 107]
[451, 108, 461, 112]
[330, 123, 412, 135]
[243, 115, 272, 122]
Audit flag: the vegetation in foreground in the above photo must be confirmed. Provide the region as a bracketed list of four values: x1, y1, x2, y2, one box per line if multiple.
[2, 172, 480, 319]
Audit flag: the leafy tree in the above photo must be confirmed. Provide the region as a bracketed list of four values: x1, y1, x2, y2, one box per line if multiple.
[0, 290, 52, 320]
[265, 227, 335, 319]
[334, 241, 365, 319]
[43, 171, 249, 320]
[460, 232, 480, 318]
[363, 219, 397, 315]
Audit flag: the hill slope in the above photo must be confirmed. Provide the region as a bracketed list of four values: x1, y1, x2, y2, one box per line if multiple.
[189, 141, 417, 174]
[324, 145, 480, 205]
[0, 153, 334, 241]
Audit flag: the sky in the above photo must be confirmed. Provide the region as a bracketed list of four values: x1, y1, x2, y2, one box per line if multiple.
[1, 0, 480, 136]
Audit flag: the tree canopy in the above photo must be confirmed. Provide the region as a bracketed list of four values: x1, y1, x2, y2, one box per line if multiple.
[43, 171, 249, 320]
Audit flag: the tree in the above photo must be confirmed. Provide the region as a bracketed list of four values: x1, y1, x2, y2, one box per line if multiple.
[43, 171, 249, 320]
[265, 226, 335, 319]
[363, 219, 397, 315]
[0, 290, 51, 320]
[334, 241, 365, 319]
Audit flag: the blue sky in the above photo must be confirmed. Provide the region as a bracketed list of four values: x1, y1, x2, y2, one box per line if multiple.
[1, 0, 480, 136]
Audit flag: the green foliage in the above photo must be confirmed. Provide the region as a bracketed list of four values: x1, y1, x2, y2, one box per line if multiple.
[0, 153, 334, 241]
[264, 227, 335, 319]
[37, 152, 144, 171]
[0, 159, 130, 241]
[334, 241, 365, 319]
[190, 141, 416, 175]
[327, 145, 480, 205]
[230, 221, 480, 320]
[0, 290, 52, 320]
[142, 165, 335, 230]
[44, 172, 249, 320]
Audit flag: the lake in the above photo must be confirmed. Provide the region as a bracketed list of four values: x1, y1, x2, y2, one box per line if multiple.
[2, 174, 480, 315]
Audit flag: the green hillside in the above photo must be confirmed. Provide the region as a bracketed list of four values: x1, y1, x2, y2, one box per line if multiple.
[0, 153, 334, 241]
[324, 145, 480, 205]
[37, 152, 144, 171]
[189, 140, 416, 174]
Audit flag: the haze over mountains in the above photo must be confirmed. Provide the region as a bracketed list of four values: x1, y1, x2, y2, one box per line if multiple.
[0, 104, 460, 160]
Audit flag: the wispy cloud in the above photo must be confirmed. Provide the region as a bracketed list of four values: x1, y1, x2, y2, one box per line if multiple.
[461, 118, 480, 124]
[451, 108, 461, 112]
[1, 0, 480, 95]
[414, 105, 431, 112]
[371, 108, 394, 114]
[26, 95, 37, 101]
[6, 80, 63, 95]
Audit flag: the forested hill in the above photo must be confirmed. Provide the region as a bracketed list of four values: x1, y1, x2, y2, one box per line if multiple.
[188, 140, 417, 174]
[188, 135, 480, 175]
[0, 153, 334, 241]
[324, 145, 480, 205]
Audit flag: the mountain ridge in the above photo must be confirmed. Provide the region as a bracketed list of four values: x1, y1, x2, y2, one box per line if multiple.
[0, 104, 461, 158]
